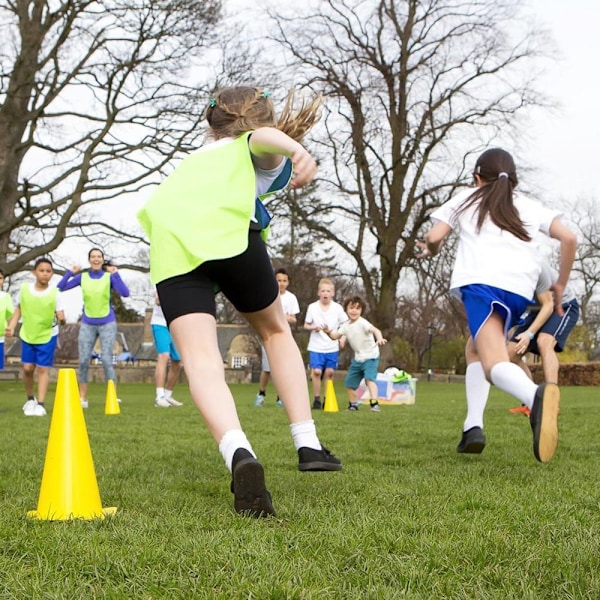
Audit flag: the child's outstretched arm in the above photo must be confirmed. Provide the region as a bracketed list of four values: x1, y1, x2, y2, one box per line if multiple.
[249, 127, 317, 188]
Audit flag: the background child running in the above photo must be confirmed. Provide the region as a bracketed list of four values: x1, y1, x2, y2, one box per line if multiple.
[254, 267, 300, 408]
[5, 258, 65, 417]
[417, 148, 577, 463]
[303, 278, 348, 409]
[0, 269, 15, 371]
[323, 296, 387, 412]
[151, 291, 183, 408]
[508, 261, 579, 386]
[138, 86, 342, 519]
[57, 248, 130, 408]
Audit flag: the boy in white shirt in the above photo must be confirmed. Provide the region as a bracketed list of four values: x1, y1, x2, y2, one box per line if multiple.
[324, 296, 387, 412]
[304, 278, 347, 409]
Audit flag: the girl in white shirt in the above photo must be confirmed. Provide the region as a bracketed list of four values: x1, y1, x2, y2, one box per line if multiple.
[418, 148, 577, 463]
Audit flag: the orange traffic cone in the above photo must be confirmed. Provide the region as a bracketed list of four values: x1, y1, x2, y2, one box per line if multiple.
[104, 379, 120, 415]
[323, 379, 339, 412]
[28, 368, 117, 520]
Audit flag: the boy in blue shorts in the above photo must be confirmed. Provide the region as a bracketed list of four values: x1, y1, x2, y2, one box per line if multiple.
[324, 296, 387, 412]
[304, 278, 348, 409]
[507, 262, 579, 415]
[6, 258, 65, 416]
[0, 269, 15, 371]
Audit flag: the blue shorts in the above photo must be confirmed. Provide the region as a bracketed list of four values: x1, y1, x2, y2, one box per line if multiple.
[0, 341, 4, 369]
[152, 325, 181, 361]
[21, 336, 58, 368]
[345, 357, 380, 390]
[511, 298, 579, 353]
[309, 351, 339, 371]
[461, 284, 532, 340]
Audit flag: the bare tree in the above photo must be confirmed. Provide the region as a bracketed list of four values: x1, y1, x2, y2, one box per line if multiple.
[0, 0, 222, 276]
[265, 0, 553, 340]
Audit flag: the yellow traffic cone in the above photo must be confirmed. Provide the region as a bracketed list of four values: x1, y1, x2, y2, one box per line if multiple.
[28, 368, 117, 520]
[105, 379, 120, 415]
[323, 379, 339, 412]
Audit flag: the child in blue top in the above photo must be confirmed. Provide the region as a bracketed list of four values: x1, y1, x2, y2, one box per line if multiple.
[138, 86, 342, 518]
[57, 247, 130, 407]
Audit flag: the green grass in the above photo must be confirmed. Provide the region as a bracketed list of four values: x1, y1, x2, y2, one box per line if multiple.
[0, 378, 599, 599]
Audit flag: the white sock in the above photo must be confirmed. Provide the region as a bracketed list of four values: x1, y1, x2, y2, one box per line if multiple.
[463, 362, 490, 431]
[164, 389, 173, 399]
[218, 429, 255, 472]
[290, 420, 321, 451]
[490, 362, 537, 408]
[156, 387, 165, 398]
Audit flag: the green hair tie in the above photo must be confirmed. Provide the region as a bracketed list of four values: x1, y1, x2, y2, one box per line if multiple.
[209, 98, 216, 108]
[261, 91, 271, 98]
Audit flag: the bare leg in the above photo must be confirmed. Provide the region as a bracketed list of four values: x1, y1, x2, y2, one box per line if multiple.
[537, 333, 559, 384]
[79, 382, 88, 400]
[366, 380, 378, 400]
[310, 368, 323, 398]
[169, 313, 241, 443]
[155, 353, 169, 388]
[36, 366, 49, 403]
[165, 360, 182, 391]
[259, 370, 270, 392]
[243, 300, 312, 424]
[23, 363, 35, 397]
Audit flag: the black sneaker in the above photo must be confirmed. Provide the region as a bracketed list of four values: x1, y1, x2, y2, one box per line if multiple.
[347, 403, 359, 411]
[298, 446, 342, 471]
[530, 382, 560, 463]
[230, 449, 275, 518]
[312, 399, 322, 410]
[456, 426, 486, 454]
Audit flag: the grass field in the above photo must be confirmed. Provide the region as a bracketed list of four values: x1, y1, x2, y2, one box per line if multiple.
[0, 377, 598, 599]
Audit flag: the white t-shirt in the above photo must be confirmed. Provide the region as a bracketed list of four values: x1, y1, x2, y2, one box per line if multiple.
[430, 189, 560, 300]
[150, 302, 167, 327]
[530, 263, 577, 312]
[305, 300, 348, 353]
[336, 316, 379, 362]
[16, 283, 65, 337]
[280, 290, 300, 319]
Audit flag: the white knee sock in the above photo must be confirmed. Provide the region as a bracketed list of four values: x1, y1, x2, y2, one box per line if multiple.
[290, 420, 321, 451]
[490, 362, 537, 408]
[463, 361, 490, 431]
[218, 429, 255, 472]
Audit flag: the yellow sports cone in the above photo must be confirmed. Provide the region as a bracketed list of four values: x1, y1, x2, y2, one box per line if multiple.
[28, 368, 117, 520]
[323, 379, 339, 412]
[104, 379, 120, 415]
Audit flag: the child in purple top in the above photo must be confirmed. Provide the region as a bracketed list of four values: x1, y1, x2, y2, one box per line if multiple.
[57, 247, 130, 407]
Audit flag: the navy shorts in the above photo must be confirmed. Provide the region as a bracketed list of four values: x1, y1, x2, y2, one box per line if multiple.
[511, 298, 579, 353]
[157, 230, 279, 326]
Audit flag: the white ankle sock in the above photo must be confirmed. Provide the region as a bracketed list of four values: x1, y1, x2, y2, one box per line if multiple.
[490, 362, 537, 408]
[218, 429, 255, 472]
[463, 362, 490, 431]
[156, 387, 165, 398]
[290, 420, 321, 451]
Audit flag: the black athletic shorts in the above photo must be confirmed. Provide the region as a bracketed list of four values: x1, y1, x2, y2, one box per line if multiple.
[156, 230, 279, 326]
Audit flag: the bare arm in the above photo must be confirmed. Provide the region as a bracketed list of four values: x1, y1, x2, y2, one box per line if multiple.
[370, 325, 388, 346]
[513, 290, 553, 355]
[5, 306, 21, 337]
[416, 221, 452, 258]
[549, 218, 577, 313]
[248, 127, 317, 188]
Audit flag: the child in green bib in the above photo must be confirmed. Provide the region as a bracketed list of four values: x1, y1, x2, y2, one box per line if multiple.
[6, 258, 65, 416]
[0, 268, 15, 371]
[138, 86, 342, 518]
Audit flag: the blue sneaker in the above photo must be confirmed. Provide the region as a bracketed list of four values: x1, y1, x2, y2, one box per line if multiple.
[275, 398, 283, 408]
[254, 393, 265, 407]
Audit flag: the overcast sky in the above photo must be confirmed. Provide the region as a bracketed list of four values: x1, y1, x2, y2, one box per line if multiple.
[524, 0, 600, 205]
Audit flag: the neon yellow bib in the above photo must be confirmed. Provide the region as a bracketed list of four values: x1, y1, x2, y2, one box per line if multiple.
[138, 134, 258, 284]
[81, 272, 111, 318]
[0, 291, 14, 338]
[19, 284, 57, 344]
